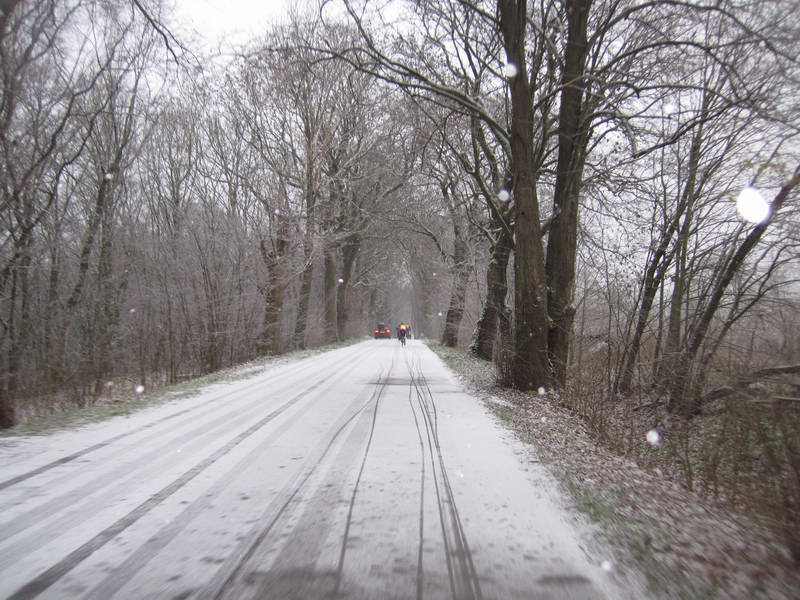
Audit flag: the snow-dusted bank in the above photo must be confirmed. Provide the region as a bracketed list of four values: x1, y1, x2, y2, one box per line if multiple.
[0, 340, 633, 599]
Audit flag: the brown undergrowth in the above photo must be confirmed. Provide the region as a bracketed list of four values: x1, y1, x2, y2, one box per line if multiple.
[3, 338, 364, 437]
[429, 342, 800, 600]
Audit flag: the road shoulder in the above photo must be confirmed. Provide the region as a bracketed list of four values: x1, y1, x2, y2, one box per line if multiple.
[412, 342, 643, 599]
[427, 342, 799, 600]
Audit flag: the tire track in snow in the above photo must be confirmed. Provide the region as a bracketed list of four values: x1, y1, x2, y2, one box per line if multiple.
[408, 352, 457, 598]
[5, 351, 367, 600]
[202, 358, 395, 600]
[331, 352, 395, 597]
[80, 347, 376, 600]
[0, 346, 374, 550]
[404, 351, 427, 600]
[408, 349, 483, 600]
[0, 344, 368, 492]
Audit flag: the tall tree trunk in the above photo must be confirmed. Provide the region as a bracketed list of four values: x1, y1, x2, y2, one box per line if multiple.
[336, 233, 360, 341]
[441, 227, 470, 347]
[499, 0, 551, 390]
[196, 246, 220, 374]
[294, 248, 314, 349]
[293, 153, 318, 349]
[657, 212, 690, 390]
[0, 266, 19, 428]
[164, 280, 177, 384]
[43, 236, 62, 386]
[657, 125, 709, 392]
[469, 227, 512, 359]
[262, 276, 285, 356]
[650, 280, 665, 383]
[573, 276, 589, 376]
[1, 243, 29, 427]
[323, 243, 338, 343]
[617, 92, 707, 395]
[409, 249, 432, 338]
[494, 287, 514, 386]
[93, 197, 117, 398]
[545, 0, 593, 389]
[1, 201, 35, 427]
[617, 239, 678, 395]
[0, 385, 12, 428]
[259, 221, 289, 355]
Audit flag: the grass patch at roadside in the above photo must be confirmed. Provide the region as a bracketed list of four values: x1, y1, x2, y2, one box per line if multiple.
[2, 338, 365, 438]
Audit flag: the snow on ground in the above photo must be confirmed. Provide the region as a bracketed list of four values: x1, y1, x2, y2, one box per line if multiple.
[0, 340, 638, 599]
[430, 343, 800, 600]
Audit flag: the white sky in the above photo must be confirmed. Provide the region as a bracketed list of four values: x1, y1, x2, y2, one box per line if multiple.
[170, 0, 304, 51]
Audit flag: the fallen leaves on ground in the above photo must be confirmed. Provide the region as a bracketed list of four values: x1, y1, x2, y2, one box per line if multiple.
[431, 343, 799, 600]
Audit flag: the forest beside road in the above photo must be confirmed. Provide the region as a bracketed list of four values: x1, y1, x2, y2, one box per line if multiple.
[1, 1, 798, 597]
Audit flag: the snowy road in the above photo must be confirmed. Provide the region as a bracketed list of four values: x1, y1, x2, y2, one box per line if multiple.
[0, 340, 623, 600]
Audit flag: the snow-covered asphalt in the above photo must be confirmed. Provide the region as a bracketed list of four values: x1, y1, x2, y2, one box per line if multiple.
[0, 340, 623, 599]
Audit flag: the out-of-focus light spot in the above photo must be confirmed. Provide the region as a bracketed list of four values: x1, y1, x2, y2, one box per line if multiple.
[129, 308, 136, 314]
[437, 312, 443, 317]
[646, 429, 661, 446]
[104, 173, 114, 181]
[338, 278, 344, 283]
[135, 385, 145, 395]
[736, 186, 769, 224]
[502, 62, 518, 78]
[498, 189, 510, 202]
[601, 560, 613, 572]
[537, 387, 546, 396]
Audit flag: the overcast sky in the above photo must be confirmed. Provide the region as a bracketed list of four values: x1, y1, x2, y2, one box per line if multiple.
[171, 0, 302, 50]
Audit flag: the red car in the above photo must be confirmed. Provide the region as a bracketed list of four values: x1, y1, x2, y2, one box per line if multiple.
[373, 322, 392, 339]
